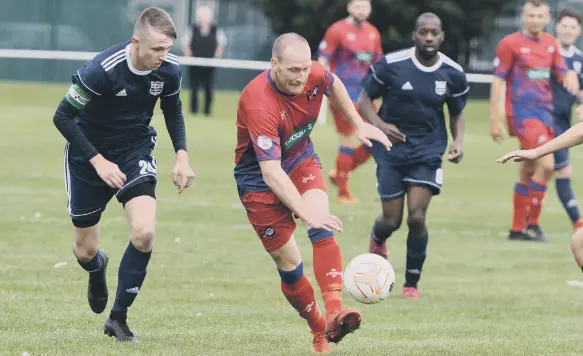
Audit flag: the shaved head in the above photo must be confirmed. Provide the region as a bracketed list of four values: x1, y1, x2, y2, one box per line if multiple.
[415, 12, 442, 30]
[272, 33, 311, 61]
[270, 33, 312, 96]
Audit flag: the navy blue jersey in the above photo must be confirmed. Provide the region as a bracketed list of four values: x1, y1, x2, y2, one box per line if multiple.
[362, 47, 469, 162]
[65, 40, 182, 150]
[552, 45, 583, 125]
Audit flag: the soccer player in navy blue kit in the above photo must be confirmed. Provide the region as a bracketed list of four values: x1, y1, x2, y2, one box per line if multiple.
[551, 8, 583, 231]
[357, 13, 469, 299]
[53, 7, 196, 341]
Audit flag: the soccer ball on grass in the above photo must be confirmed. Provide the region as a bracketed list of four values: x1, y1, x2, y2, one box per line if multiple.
[343, 253, 395, 304]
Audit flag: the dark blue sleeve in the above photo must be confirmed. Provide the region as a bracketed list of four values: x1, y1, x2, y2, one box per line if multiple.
[446, 71, 470, 117]
[361, 58, 391, 100]
[68, 60, 109, 108]
[55, 60, 109, 161]
[160, 66, 187, 152]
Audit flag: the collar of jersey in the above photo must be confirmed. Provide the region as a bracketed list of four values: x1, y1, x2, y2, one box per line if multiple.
[125, 44, 152, 76]
[410, 47, 443, 72]
[267, 70, 296, 97]
[560, 45, 575, 58]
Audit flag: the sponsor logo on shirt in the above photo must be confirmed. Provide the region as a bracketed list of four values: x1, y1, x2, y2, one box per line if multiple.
[527, 68, 550, 81]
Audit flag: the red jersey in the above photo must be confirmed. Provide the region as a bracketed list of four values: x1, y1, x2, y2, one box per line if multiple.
[318, 19, 382, 101]
[494, 32, 568, 112]
[234, 61, 334, 192]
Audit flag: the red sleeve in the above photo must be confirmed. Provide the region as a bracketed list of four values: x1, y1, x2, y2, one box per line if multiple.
[319, 23, 341, 60]
[247, 109, 282, 161]
[374, 28, 383, 62]
[551, 38, 568, 79]
[312, 61, 335, 96]
[494, 37, 514, 78]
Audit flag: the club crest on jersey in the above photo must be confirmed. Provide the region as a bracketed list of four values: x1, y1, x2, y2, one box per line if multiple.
[574, 61, 582, 73]
[257, 135, 273, 150]
[435, 81, 446, 95]
[149, 81, 164, 96]
[307, 86, 319, 101]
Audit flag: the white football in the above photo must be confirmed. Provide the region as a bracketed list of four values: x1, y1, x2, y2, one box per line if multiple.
[343, 253, 395, 304]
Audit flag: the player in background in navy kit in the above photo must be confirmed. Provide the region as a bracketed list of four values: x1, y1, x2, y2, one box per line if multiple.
[552, 8, 583, 230]
[52, 7, 195, 342]
[357, 13, 468, 299]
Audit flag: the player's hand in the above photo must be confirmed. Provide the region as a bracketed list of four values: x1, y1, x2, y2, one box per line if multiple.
[447, 140, 463, 163]
[90, 155, 126, 189]
[496, 149, 539, 163]
[490, 118, 506, 142]
[361, 121, 400, 148]
[171, 151, 196, 194]
[564, 71, 580, 94]
[302, 211, 343, 232]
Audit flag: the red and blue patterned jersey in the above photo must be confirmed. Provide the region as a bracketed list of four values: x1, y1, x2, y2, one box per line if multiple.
[494, 32, 567, 113]
[318, 19, 382, 102]
[234, 61, 334, 192]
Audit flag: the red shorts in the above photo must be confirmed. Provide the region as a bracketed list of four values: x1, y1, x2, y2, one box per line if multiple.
[507, 116, 554, 150]
[331, 102, 375, 135]
[240, 157, 327, 252]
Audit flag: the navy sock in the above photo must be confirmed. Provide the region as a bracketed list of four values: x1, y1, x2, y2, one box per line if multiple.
[404, 231, 428, 288]
[112, 242, 151, 314]
[77, 250, 104, 273]
[556, 178, 581, 224]
[278, 262, 304, 284]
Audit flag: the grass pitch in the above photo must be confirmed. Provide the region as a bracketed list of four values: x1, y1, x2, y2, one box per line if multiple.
[1, 81, 583, 355]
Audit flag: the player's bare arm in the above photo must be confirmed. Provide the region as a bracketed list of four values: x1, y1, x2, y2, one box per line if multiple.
[498, 121, 583, 163]
[258, 160, 342, 232]
[448, 114, 465, 163]
[356, 90, 406, 142]
[54, 85, 126, 189]
[328, 74, 392, 150]
[489, 76, 506, 142]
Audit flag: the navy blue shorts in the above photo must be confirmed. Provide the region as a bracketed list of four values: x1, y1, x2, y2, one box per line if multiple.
[372, 143, 443, 202]
[63, 137, 158, 220]
[553, 115, 571, 171]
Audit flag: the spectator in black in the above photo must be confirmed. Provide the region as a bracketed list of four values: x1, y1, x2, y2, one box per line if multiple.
[181, 6, 227, 117]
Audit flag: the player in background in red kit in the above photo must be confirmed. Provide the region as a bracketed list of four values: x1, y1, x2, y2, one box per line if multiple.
[489, 0, 579, 242]
[318, 0, 383, 203]
[234, 33, 391, 353]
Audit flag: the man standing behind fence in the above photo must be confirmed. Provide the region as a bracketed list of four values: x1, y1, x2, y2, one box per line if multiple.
[181, 5, 227, 117]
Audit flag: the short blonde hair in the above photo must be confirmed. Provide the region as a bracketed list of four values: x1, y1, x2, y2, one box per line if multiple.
[134, 7, 177, 39]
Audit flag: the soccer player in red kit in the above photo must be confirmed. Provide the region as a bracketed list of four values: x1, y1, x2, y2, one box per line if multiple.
[490, 0, 579, 242]
[234, 33, 391, 353]
[318, 0, 383, 203]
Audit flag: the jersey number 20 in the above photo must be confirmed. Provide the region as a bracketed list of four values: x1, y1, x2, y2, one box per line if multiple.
[139, 158, 157, 176]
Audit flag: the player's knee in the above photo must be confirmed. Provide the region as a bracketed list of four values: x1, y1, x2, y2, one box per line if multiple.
[535, 156, 555, 180]
[73, 227, 100, 261]
[407, 210, 427, 235]
[556, 165, 572, 179]
[377, 214, 402, 233]
[130, 225, 155, 252]
[269, 236, 302, 271]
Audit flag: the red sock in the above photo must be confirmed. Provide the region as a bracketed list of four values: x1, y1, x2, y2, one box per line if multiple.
[336, 148, 353, 196]
[312, 237, 343, 318]
[512, 183, 530, 232]
[528, 179, 548, 226]
[281, 275, 326, 332]
[351, 145, 371, 171]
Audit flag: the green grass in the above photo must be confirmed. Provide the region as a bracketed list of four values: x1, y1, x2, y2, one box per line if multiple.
[1, 81, 583, 355]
